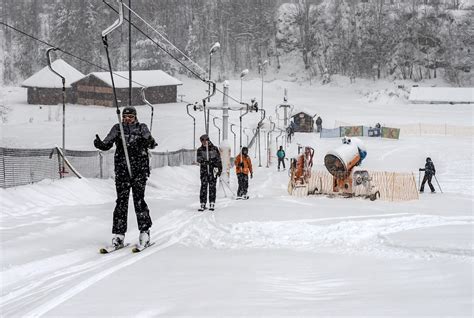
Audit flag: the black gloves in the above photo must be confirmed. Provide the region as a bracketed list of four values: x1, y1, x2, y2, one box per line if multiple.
[94, 134, 105, 149]
[148, 137, 157, 149]
[213, 167, 221, 178]
[419, 168, 424, 171]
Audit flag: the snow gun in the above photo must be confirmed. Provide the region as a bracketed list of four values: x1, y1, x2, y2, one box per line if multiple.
[324, 137, 379, 200]
[289, 145, 315, 195]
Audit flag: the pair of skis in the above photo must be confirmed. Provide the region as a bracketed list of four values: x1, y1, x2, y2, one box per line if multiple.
[99, 241, 155, 254]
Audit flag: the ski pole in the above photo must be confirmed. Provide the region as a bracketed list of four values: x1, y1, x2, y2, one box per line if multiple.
[220, 177, 236, 197]
[433, 175, 443, 193]
[218, 177, 228, 198]
[418, 170, 421, 189]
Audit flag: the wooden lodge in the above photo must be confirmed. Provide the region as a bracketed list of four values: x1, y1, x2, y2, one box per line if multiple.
[21, 59, 85, 105]
[71, 70, 183, 107]
[291, 112, 315, 132]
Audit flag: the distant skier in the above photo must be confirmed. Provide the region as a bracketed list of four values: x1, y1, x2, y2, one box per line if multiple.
[419, 157, 436, 193]
[234, 147, 253, 199]
[276, 146, 286, 171]
[94, 106, 157, 249]
[287, 121, 295, 143]
[196, 134, 222, 211]
[315, 116, 323, 133]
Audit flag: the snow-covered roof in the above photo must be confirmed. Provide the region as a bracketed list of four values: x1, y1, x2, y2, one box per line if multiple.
[21, 59, 85, 88]
[409, 87, 474, 103]
[80, 70, 182, 88]
[291, 111, 315, 118]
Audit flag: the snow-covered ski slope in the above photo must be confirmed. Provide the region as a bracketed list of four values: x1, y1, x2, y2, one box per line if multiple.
[1, 76, 473, 316]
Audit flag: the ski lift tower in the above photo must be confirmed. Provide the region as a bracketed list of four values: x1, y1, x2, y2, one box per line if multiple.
[275, 88, 294, 128]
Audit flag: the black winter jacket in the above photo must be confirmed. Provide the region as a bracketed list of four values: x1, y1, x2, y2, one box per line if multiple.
[95, 122, 156, 177]
[421, 161, 436, 176]
[196, 143, 222, 176]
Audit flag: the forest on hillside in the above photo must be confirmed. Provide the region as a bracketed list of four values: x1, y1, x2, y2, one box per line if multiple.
[1, 0, 473, 86]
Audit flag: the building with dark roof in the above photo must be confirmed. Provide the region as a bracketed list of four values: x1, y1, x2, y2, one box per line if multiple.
[291, 112, 316, 132]
[21, 59, 85, 105]
[71, 70, 183, 107]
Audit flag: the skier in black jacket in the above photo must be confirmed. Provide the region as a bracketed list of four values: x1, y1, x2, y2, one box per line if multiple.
[419, 157, 436, 193]
[196, 134, 222, 211]
[94, 106, 157, 248]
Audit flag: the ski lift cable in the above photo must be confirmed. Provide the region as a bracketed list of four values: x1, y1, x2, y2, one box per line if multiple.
[121, 1, 207, 77]
[182, 102, 253, 134]
[0, 21, 150, 90]
[103, 0, 206, 82]
[2, 18, 257, 112]
[103, 0, 245, 106]
[2, 20, 260, 146]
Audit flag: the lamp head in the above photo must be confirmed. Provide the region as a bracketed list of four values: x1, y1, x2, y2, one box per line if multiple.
[209, 42, 221, 55]
[240, 69, 249, 78]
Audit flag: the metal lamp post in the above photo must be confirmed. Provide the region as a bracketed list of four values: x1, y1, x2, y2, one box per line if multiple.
[208, 42, 220, 102]
[258, 60, 268, 116]
[240, 69, 249, 102]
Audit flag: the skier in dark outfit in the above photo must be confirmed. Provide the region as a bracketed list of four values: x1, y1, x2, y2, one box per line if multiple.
[315, 116, 323, 133]
[196, 134, 222, 211]
[419, 157, 436, 193]
[94, 106, 157, 248]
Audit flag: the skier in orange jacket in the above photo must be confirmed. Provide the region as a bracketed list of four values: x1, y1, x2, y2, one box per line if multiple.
[234, 147, 253, 199]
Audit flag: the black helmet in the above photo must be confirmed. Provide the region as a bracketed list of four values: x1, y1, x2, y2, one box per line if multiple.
[242, 147, 248, 155]
[200, 134, 210, 142]
[122, 106, 137, 116]
[426, 157, 432, 162]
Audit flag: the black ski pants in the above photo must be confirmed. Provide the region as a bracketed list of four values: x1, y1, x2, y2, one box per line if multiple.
[278, 158, 285, 170]
[200, 172, 217, 204]
[112, 174, 152, 235]
[420, 174, 435, 192]
[237, 173, 249, 197]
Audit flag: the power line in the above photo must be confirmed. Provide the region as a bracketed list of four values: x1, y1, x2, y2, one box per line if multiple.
[103, 0, 246, 106]
[2, 10, 248, 106]
[0, 20, 148, 89]
[103, 0, 206, 82]
[122, 2, 207, 78]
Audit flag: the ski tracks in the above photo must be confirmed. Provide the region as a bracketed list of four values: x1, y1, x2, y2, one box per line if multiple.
[181, 213, 474, 260]
[1, 208, 203, 317]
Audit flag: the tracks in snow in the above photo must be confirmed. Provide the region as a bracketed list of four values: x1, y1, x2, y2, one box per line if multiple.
[0, 208, 203, 317]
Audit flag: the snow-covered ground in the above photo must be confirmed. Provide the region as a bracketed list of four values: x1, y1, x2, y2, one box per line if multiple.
[1, 76, 473, 317]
